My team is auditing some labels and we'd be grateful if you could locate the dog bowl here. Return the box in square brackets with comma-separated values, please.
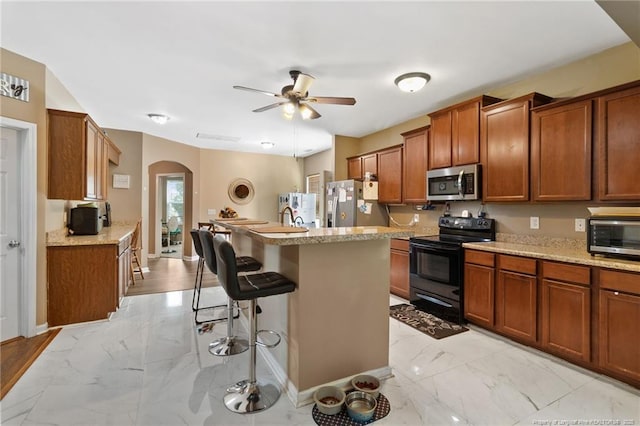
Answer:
[345, 391, 377, 423]
[313, 385, 345, 415]
[351, 374, 381, 398]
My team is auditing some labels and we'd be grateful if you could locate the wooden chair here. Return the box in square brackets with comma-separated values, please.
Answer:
[130, 220, 144, 285]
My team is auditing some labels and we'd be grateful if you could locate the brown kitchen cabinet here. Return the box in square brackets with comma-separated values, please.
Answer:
[390, 239, 410, 299]
[597, 83, 640, 201]
[48, 109, 119, 201]
[347, 153, 377, 181]
[377, 145, 403, 204]
[541, 261, 591, 363]
[481, 93, 553, 202]
[428, 95, 502, 170]
[598, 269, 640, 383]
[464, 250, 495, 328]
[531, 99, 592, 201]
[495, 254, 538, 344]
[402, 126, 429, 203]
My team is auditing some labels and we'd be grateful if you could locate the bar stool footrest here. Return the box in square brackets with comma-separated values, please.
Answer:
[255, 329, 281, 348]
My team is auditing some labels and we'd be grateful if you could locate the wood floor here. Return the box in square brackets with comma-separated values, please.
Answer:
[126, 257, 220, 296]
[1, 328, 61, 399]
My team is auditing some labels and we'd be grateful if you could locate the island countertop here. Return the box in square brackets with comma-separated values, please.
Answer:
[211, 219, 413, 245]
[46, 224, 135, 247]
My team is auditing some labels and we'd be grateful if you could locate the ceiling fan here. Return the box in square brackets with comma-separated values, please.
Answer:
[233, 70, 356, 120]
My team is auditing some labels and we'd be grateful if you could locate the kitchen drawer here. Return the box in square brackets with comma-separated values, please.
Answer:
[391, 238, 409, 251]
[542, 261, 590, 286]
[498, 254, 537, 275]
[599, 269, 640, 295]
[465, 249, 495, 267]
[118, 235, 132, 255]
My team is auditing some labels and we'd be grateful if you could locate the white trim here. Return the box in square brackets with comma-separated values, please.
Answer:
[35, 322, 49, 335]
[0, 116, 37, 338]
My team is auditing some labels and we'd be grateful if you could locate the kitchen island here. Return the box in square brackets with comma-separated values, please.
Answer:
[212, 219, 413, 406]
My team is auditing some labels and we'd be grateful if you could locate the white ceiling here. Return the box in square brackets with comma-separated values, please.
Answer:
[0, 1, 631, 157]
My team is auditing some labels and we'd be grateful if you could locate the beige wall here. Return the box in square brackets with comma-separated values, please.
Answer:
[103, 129, 143, 224]
[333, 135, 361, 181]
[0, 48, 48, 326]
[359, 42, 640, 238]
[198, 148, 304, 224]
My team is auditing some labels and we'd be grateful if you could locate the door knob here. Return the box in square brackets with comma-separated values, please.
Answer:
[8, 240, 21, 248]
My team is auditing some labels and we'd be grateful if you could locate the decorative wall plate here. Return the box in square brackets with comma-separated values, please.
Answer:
[228, 178, 255, 205]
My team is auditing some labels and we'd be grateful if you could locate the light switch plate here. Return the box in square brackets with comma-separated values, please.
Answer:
[575, 218, 586, 232]
[414, 214, 420, 223]
[208, 209, 216, 215]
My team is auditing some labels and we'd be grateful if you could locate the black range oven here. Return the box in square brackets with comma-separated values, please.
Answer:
[409, 216, 495, 324]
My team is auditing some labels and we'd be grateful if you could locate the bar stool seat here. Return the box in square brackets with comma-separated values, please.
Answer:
[198, 229, 261, 357]
[213, 235, 296, 414]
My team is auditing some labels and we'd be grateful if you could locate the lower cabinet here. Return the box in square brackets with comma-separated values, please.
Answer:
[540, 261, 591, 363]
[598, 270, 640, 383]
[464, 248, 640, 388]
[389, 239, 410, 299]
[496, 255, 538, 344]
[464, 250, 495, 328]
[48, 237, 132, 326]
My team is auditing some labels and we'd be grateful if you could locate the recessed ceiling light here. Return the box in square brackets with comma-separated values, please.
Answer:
[261, 141, 275, 149]
[147, 113, 170, 124]
[394, 72, 431, 93]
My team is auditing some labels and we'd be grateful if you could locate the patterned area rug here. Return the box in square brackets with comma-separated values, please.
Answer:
[389, 304, 468, 339]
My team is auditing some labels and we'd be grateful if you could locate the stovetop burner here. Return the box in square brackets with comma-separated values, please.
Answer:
[410, 216, 496, 246]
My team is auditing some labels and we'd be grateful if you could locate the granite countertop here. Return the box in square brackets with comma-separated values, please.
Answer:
[463, 241, 640, 273]
[47, 224, 135, 247]
[212, 219, 414, 246]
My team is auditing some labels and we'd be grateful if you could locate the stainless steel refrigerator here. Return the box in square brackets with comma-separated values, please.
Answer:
[325, 179, 387, 227]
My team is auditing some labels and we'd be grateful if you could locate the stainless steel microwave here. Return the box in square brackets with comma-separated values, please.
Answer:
[588, 216, 640, 259]
[427, 164, 481, 201]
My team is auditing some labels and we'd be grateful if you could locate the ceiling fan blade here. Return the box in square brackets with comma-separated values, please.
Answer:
[233, 85, 282, 98]
[292, 73, 315, 96]
[300, 103, 321, 120]
[306, 96, 356, 105]
[253, 102, 288, 113]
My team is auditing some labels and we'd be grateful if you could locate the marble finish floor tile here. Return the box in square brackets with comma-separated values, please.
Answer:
[1, 291, 637, 425]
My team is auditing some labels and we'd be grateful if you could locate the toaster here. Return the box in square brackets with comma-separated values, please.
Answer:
[68, 207, 102, 235]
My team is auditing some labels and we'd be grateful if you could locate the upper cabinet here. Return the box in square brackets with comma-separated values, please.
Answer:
[347, 153, 377, 181]
[481, 93, 553, 202]
[531, 99, 592, 201]
[402, 126, 429, 204]
[48, 109, 120, 201]
[429, 95, 502, 170]
[596, 83, 640, 201]
[377, 145, 403, 204]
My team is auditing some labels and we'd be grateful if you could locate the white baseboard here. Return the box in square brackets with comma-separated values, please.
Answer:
[36, 323, 49, 335]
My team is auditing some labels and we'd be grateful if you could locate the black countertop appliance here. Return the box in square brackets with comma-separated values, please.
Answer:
[68, 206, 102, 235]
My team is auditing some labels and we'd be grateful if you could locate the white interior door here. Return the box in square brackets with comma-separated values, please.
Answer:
[0, 126, 21, 341]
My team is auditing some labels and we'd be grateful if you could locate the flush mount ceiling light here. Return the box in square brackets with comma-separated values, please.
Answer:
[394, 72, 431, 93]
[261, 141, 275, 149]
[147, 113, 170, 124]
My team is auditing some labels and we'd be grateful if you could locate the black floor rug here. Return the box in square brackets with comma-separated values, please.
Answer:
[389, 304, 468, 339]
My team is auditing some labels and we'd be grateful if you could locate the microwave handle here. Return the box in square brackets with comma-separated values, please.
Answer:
[457, 170, 465, 198]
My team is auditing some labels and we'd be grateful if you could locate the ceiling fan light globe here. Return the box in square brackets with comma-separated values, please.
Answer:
[299, 104, 313, 120]
[283, 102, 296, 115]
[394, 72, 431, 93]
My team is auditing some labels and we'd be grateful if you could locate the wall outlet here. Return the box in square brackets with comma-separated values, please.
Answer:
[530, 216, 540, 230]
[575, 218, 586, 232]
[413, 214, 420, 223]
[207, 209, 216, 215]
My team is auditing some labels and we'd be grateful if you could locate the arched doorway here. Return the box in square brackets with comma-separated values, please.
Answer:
[148, 161, 194, 259]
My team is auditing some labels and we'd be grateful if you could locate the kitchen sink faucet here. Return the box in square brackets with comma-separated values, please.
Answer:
[280, 206, 294, 226]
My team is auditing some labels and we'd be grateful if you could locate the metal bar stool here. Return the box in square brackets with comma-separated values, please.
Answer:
[213, 235, 296, 414]
[190, 229, 230, 325]
[198, 229, 262, 356]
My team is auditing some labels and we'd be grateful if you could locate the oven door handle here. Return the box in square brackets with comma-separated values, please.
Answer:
[414, 292, 454, 308]
[410, 243, 461, 253]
